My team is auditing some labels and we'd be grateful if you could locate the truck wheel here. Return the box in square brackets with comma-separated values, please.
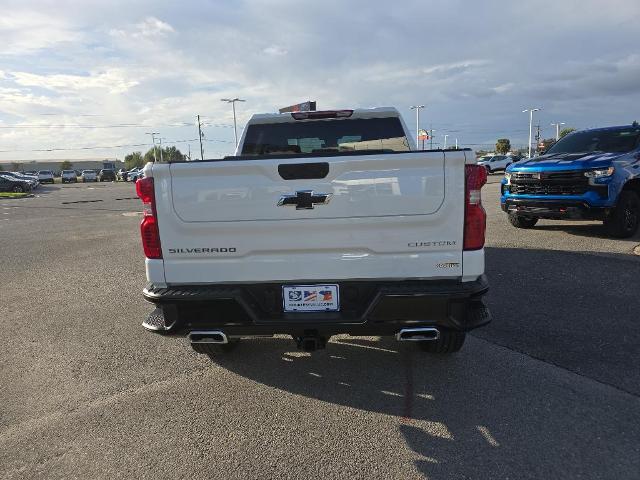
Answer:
[191, 340, 240, 356]
[419, 330, 466, 353]
[604, 190, 640, 238]
[508, 213, 538, 228]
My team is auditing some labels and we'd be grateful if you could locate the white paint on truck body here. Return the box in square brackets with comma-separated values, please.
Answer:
[145, 108, 484, 285]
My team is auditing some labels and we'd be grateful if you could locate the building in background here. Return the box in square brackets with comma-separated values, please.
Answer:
[0, 158, 124, 173]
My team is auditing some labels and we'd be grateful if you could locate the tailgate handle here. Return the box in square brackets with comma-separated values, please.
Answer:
[278, 163, 329, 180]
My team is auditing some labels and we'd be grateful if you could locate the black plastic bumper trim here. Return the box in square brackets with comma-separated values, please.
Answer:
[142, 276, 491, 335]
[502, 198, 608, 219]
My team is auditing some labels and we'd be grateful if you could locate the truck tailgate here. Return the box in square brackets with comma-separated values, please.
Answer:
[153, 151, 466, 283]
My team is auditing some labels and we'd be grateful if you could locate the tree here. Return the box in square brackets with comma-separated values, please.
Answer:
[125, 151, 144, 169]
[495, 138, 511, 154]
[60, 160, 73, 170]
[162, 146, 185, 162]
[559, 127, 576, 138]
[143, 148, 157, 163]
[124, 146, 186, 167]
[11, 162, 21, 171]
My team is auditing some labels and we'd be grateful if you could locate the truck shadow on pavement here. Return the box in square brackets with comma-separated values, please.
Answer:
[209, 246, 640, 478]
[213, 333, 634, 479]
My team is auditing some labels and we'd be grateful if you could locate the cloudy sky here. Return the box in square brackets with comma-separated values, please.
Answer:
[1, 0, 639, 160]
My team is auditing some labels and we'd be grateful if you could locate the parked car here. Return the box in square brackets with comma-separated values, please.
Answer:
[477, 155, 514, 173]
[61, 170, 78, 183]
[116, 168, 128, 181]
[1, 171, 38, 189]
[127, 168, 143, 182]
[502, 124, 640, 238]
[38, 170, 55, 184]
[81, 170, 97, 182]
[98, 169, 116, 182]
[0, 174, 32, 192]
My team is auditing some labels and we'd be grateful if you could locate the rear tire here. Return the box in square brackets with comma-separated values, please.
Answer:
[419, 330, 466, 354]
[12, 185, 24, 193]
[191, 339, 240, 356]
[508, 213, 538, 228]
[604, 190, 640, 238]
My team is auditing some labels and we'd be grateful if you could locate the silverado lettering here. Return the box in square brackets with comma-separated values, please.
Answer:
[168, 248, 237, 254]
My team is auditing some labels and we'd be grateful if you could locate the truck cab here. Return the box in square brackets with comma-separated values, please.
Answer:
[501, 124, 640, 238]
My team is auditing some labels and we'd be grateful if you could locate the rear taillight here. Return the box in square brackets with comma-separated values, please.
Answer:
[464, 164, 488, 251]
[291, 110, 353, 120]
[136, 177, 162, 259]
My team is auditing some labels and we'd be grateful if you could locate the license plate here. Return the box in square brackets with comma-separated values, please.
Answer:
[282, 285, 340, 312]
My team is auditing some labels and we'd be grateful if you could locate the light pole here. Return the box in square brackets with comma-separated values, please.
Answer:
[455, 138, 458, 149]
[221, 98, 246, 149]
[523, 108, 540, 158]
[197, 115, 204, 161]
[145, 132, 159, 162]
[551, 122, 565, 141]
[410, 105, 425, 150]
[443, 134, 449, 150]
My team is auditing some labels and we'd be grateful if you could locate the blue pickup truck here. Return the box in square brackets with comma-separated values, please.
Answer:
[501, 124, 640, 238]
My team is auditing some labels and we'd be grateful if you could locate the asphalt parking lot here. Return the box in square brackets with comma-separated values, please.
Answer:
[1, 179, 639, 479]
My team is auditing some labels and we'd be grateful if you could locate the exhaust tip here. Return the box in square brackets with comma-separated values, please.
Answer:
[189, 330, 228, 344]
[396, 327, 440, 342]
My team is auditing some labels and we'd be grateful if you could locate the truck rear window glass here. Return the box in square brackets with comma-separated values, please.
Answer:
[545, 128, 640, 155]
[241, 117, 411, 156]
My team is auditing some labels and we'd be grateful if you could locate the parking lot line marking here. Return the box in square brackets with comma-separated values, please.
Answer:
[477, 425, 500, 447]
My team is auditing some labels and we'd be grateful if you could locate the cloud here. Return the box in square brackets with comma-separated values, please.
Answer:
[0, 12, 81, 55]
[108, 16, 175, 41]
[1, 0, 640, 159]
[263, 45, 288, 56]
[492, 83, 515, 94]
[133, 17, 175, 38]
[9, 69, 139, 94]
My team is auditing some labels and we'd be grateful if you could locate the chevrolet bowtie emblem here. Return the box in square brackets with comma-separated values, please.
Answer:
[278, 190, 332, 210]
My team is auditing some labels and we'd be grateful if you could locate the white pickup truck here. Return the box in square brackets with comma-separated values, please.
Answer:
[136, 107, 490, 354]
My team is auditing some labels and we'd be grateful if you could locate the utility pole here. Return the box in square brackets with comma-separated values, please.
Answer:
[443, 134, 449, 150]
[159, 137, 164, 163]
[145, 132, 159, 162]
[534, 124, 541, 154]
[522, 108, 540, 158]
[187, 144, 191, 161]
[455, 138, 458, 149]
[410, 105, 425, 150]
[197, 115, 204, 161]
[429, 128, 435, 149]
[221, 98, 246, 149]
[551, 122, 565, 141]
